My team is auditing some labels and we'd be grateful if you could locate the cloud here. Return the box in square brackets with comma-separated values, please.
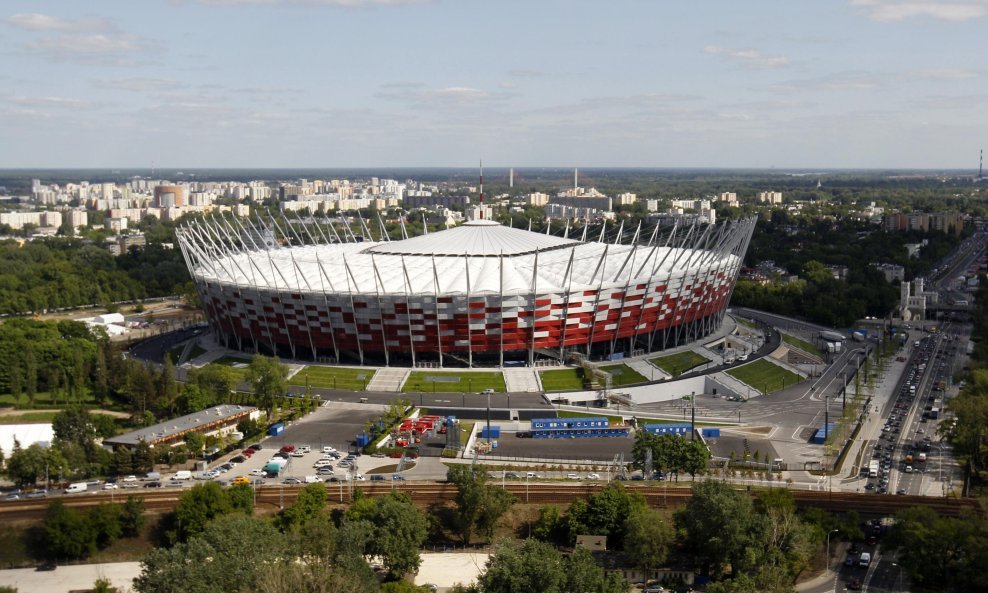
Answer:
[5, 13, 157, 65]
[3, 95, 104, 110]
[850, 0, 988, 22]
[94, 78, 178, 92]
[3, 13, 112, 32]
[703, 45, 789, 69]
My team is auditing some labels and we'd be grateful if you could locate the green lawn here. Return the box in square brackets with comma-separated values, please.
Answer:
[0, 389, 96, 408]
[403, 371, 506, 393]
[781, 333, 823, 357]
[726, 359, 803, 394]
[0, 411, 61, 424]
[213, 355, 252, 366]
[557, 410, 625, 425]
[649, 351, 710, 376]
[598, 364, 649, 386]
[202, 362, 248, 381]
[289, 366, 375, 391]
[735, 317, 758, 329]
[540, 368, 585, 391]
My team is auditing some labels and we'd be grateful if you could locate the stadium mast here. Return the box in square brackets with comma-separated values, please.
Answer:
[479, 159, 485, 219]
[980, 149, 983, 180]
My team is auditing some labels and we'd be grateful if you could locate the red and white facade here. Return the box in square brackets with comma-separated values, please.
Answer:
[177, 216, 755, 367]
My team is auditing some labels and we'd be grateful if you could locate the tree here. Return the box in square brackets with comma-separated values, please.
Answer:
[675, 480, 763, 578]
[111, 446, 134, 476]
[171, 482, 234, 543]
[530, 505, 564, 544]
[446, 465, 517, 544]
[120, 495, 147, 537]
[624, 507, 674, 578]
[136, 515, 288, 593]
[563, 482, 646, 548]
[4, 443, 68, 488]
[41, 500, 97, 560]
[476, 539, 566, 593]
[188, 364, 238, 403]
[133, 440, 153, 474]
[89, 503, 123, 549]
[363, 492, 428, 579]
[184, 432, 205, 457]
[247, 355, 288, 416]
[564, 547, 628, 593]
[278, 482, 327, 532]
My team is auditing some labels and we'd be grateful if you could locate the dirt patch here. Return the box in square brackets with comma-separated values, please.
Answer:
[365, 461, 417, 474]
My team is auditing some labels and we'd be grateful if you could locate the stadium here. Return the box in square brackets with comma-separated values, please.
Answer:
[176, 215, 756, 367]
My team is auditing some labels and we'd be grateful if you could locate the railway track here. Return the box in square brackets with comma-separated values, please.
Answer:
[0, 482, 978, 520]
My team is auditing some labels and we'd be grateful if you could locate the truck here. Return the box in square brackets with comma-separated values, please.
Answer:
[64, 482, 88, 494]
[868, 460, 879, 478]
[852, 331, 866, 343]
[820, 330, 846, 343]
[930, 408, 940, 419]
[263, 457, 289, 477]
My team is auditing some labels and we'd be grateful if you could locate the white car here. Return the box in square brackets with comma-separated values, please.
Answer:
[249, 469, 265, 476]
[122, 475, 138, 483]
[103, 483, 119, 490]
[352, 473, 365, 481]
[526, 472, 541, 479]
[313, 460, 333, 468]
[587, 473, 601, 480]
[566, 473, 580, 480]
[322, 446, 336, 454]
[299, 445, 312, 453]
[290, 450, 305, 457]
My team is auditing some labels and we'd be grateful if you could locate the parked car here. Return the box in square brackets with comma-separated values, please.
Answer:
[586, 473, 601, 480]
[282, 477, 302, 485]
[230, 456, 247, 464]
[566, 473, 580, 480]
[249, 469, 265, 476]
[280, 445, 296, 453]
[392, 474, 406, 481]
[370, 475, 385, 481]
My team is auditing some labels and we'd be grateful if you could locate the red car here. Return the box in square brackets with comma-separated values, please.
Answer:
[241, 449, 254, 457]
[280, 445, 296, 453]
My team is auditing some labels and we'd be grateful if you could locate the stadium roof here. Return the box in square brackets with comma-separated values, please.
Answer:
[366, 219, 578, 257]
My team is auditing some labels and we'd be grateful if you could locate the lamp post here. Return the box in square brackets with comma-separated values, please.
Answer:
[826, 529, 839, 574]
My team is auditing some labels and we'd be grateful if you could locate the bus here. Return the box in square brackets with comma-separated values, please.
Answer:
[868, 460, 880, 478]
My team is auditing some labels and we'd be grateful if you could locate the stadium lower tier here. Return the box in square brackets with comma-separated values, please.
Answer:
[200, 275, 735, 366]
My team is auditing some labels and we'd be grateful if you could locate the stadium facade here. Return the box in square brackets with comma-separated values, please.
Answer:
[176, 216, 755, 367]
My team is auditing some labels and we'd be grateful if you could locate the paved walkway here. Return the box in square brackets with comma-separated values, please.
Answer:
[366, 368, 410, 392]
[625, 359, 666, 382]
[0, 561, 141, 593]
[503, 369, 541, 393]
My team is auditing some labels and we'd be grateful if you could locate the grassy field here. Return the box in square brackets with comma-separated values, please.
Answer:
[0, 411, 61, 424]
[781, 333, 823, 357]
[598, 364, 649, 386]
[539, 368, 585, 391]
[726, 359, 803, 394]
[202, 362, 249, 381]
[649, 351, 710, 376]
[0, 389, 96, 408]
[403, 371, 506, 393]
[557, 410, 624, 424]
[213, 355, 252, 366]
[289, 366, 375, 391]
[735, 317, 758, 329]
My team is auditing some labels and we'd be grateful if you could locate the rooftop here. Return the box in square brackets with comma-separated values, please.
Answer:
[365, 219, 578, 257]
[105, 404, 257, 447]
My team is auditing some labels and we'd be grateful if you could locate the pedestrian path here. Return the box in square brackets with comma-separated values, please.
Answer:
[625, 359, 668, 382]
[366, 368, 409, 392]
[710, 371, 760, 399]
[504, 368, 541, 392]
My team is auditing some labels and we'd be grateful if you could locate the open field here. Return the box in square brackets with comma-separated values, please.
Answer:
[289, 366, 375, 391]
[726, 359, 803, 393]
[598, 364, 648, 386]
[649, 351, 709, 376]
[0, 389, 96, 408]
[539, 368, 585, 391]
[403, 372, 506, 393]
[0, 411, 60, 424]
[781, 333, 822, 357]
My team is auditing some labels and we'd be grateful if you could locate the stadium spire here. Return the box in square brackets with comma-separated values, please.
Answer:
[479, 159, 484, 219]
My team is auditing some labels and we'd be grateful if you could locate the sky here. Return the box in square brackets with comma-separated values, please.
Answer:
[0, 0, 986, 170]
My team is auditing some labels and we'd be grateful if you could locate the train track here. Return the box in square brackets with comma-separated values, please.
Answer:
[0, 482, 978, 520]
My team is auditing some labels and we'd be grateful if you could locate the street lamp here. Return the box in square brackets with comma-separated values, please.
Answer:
[826, 529, 839, 574]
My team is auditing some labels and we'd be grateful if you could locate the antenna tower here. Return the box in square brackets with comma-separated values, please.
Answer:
[980, 149, 983, 180]
[479, 160, 484, 219]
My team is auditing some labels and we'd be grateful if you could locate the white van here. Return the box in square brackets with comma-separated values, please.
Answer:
[858, 552, 871, 567]
[173, 470, 192, 481]
[64, 482, 88, 494]
[304, 475, 320, 484]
